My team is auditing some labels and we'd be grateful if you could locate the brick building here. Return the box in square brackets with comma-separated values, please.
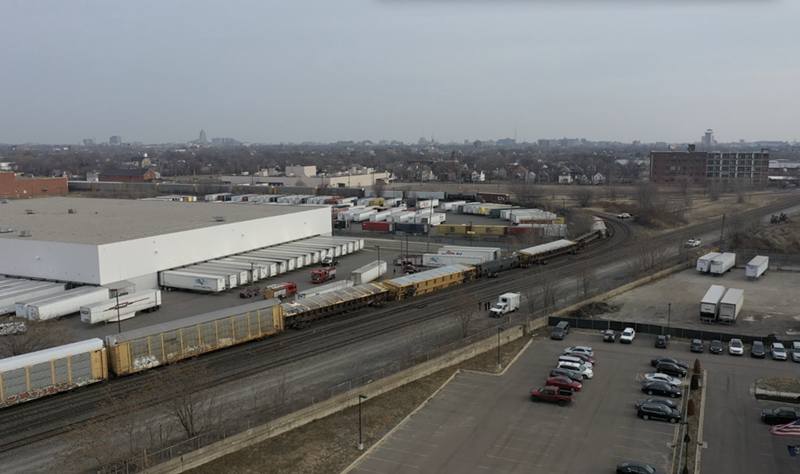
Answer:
[650, 145, 770, 187]
[98, 169, 158, 182]
[0, 172, 68, 199]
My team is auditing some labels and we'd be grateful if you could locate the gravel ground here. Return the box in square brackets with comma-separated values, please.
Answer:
[188, 333, 535, 474]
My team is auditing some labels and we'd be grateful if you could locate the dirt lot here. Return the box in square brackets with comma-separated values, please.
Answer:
[190, 332, 535, 474]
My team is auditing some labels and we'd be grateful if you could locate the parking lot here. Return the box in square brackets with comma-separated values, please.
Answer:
[346, 332, 679, 474]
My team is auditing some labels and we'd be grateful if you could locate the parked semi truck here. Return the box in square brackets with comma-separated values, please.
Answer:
[710, 253, 736, 275]
[700, 285, 726, 323]
[490, 292, 521, 317]
[696, 252, 721, 273]
[746, 256, 769, 280]
[718, 288, 744, 324]
[80, 290, 162, 324]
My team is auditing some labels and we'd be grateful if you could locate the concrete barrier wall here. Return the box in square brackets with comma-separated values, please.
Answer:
[143, 326, 525, 474]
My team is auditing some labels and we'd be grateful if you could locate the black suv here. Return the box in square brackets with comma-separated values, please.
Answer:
[761, 407, 800, 425]
[655, 335, 668, 348]
[642, 381, 682, 398]
[690, 339, 704, 353]
[656, 361, 687, 378]
[751, 341, 766, 358]
[549, 368, 583, 383]
[638, 403, 681, 423]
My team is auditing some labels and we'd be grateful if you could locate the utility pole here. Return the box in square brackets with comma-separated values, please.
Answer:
[719, 213, 726, 250]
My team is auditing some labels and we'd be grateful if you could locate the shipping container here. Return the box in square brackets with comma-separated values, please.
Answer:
[265, 247, 314, 266]
[248, 250, 302, 269]
[0, 339, 108, 408]
[413, 212, 446, 225]
[422, 254, 485, 267]
[351, 260, 388, 285]
[362, 221, 394, 232]
[696, 252, 721, 273]
[408, 191, 446, 200]
[105, 299, 283, 376]
[436, 224, 468, 235]
[215, 259, 274, 278]
[159, 271, 227, 292]
[280, 241, 340, 260]
[700, 285, 726, 322]
[718, 288, 744, 324]
[185, 264, 246, 285]
[394, 222, 428, 234]
[228, 255, 288, 274]
[81, 290, 162, 324]
[416, 199, 440, 209]
[439, 200, 466, 212]
[388, 211, 416, 223]
[710, 253, 736, 275]
[470, 224, 507, 235]
[439, 246, 501, 261]
[746, 256, 769, 280]
[0, 283, 67, 315]
[24, 287, 110, 321]
[276, 245, 322, 264]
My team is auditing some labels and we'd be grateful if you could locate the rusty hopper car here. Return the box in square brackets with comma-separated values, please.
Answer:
[105, 299, 283, 376]
[381, 264, 477, 301]
[0, 338, 108, 408]
[516, 239, 579, 265]
[281, 283, 387, 329]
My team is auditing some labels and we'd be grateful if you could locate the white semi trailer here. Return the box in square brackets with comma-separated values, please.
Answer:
[80, 290, 162, 324]
[24, 287, 110, 321]
[700, 285, 727, 323]
[159, 271, 227, 293]
[710, 253, 736, 275]
[718, 288, 744, 324]
[351, 260, 388, 285]
[746, 256, 769, 280]
[696, 252, 721, 273]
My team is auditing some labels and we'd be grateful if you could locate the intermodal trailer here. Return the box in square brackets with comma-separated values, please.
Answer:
[211, 259, 272, 279]
[0, 283, 67, 315]
[182, 264, 242, 286]
[192, 262, 256, 283]
[250, 250, 305, 268]
[277, 245, 322, 264]
[439, 246, 501, 261]
[422, 254, 485, 267]
[245, 251, 297, 271]
[351, 260, 387, 285]
[746, 256, 769, 280]
[105, 299, 284, 376]
[312, 236, 363, 253]
[159, 271, 227, 292]
[263, 247, 313, 266]
[80, 290, 162, 324]
[710, 253, 736, 275]
[23, 286, 110, 321]
[287, 240, 343, 258]
[227, 255, 285, 275]
[0, 338, 108, 408]
[696, 252, 720, 273]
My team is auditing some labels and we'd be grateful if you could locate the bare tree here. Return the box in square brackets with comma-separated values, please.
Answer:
[521, 282, 541, 316]
[735, 180, 748, 204]
[268, 371, 294, 416]
[508, 178, 538, 207]
[373, 179, 387, 198]
[707, 180, 721, 201]
[157, 361, 222, 440]
[452, 289, 481, 339]
[59, 415, 125, 473]
[626, 239, 669, 280]
[573, 266, 597, 300]
[0, 319, 75, 357]
[540, 278, 562, 314]
[572, 187, 595, 208]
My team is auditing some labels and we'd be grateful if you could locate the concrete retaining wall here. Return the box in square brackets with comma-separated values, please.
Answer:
[143, 325, 525, 474]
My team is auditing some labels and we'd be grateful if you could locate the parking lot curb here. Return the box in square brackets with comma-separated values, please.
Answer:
[695, 368, 708, 474]
[466, 334, 533, 377]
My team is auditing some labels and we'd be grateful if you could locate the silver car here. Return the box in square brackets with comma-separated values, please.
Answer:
[728, 338, 744, 356]
[772, 342, 788, 361]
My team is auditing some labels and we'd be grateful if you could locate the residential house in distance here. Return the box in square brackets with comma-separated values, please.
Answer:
[462, 169, 485, 183]
[0, 172, 68, 198]
[98, 168, 158, 183]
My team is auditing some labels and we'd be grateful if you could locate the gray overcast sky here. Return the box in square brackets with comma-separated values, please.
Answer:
[1, 1, 798, 145]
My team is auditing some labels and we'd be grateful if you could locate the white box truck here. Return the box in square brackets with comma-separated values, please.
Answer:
[696, 252, 720, 273]
[490, 293, 521, 317]
[159, 271, 227, 293]
[746, 256, 769, 280]
[351, 260, 387, 285]
[80, 290, 162, 324]
[710, 253, 736, 275]
[718, 288, 744, 324]
[700, 285, 727, 323]
[26, 287, 111, 321]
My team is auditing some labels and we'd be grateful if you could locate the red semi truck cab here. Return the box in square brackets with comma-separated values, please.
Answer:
[264, 282, 297, 299]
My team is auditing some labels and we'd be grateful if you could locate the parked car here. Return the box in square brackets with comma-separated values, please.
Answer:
[655, 335, 668, 349]
[618, 212, 631, 219]
[690, 339, 704, 353]
[772, 342, 788, 361]
[558, 361, 593, 379]
[545, 375, 582, 392]
[603, 329, 616, 342]
[642, 381, 682, 398]
[636, 397, 680, 410]
[238, 286, 260, 298]
[650, 356, 687, 369]
[616, 461, 667, 474]
[709, 340, 724, 354]
[638, 403, 682, 423]
[563, 346, 594, 357]
[656, 361, 687, 378]
[549, 368, 583, 383]
[792, 342, 800, 363]
[558, 355, 593, 368]
[620, 327, 635, 343]
[529, 386, 575, 406]
[685, 238, 701, 248]
[644, 373, 682, 387]
[728, 338, 744, 356]
[566, 352, 596, 366]
[751, 341, 766, 358]
[761, 407, 800, 425]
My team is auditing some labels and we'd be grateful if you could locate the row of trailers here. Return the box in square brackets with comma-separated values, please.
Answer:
[157, 236, 365, 293]
[0, 224, 610, 408]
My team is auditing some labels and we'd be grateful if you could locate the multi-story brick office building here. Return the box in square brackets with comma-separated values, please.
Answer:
[0, 172, 68, 199]
[650, 145, 770, 187]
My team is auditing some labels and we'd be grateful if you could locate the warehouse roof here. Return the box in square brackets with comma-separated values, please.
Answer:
[0, 197, 315, 245]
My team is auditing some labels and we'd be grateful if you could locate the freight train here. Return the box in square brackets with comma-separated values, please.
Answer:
[0, 225, 607, 409]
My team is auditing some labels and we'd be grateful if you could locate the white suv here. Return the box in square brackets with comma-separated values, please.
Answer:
[620, 327, 636, 343]
[792, 342, 800, 363]
[728, 338, 744, 356]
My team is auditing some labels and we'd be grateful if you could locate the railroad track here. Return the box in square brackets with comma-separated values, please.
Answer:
[1, 196, 796, 456]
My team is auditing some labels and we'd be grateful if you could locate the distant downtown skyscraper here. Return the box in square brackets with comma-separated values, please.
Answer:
[199, 129, 207, 144]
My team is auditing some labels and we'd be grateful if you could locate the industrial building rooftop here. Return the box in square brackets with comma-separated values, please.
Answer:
[0, 197, 313, 245]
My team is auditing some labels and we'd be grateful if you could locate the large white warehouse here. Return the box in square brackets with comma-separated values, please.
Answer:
[0, 197, 330, 290]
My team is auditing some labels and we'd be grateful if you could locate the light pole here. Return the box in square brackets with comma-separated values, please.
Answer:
[358, 394, 368, 450]
[469, 221, 473, 247]
[115, 292, 122, 333]
[667, 303, 672, 337]
[496, 327, 504, 370]
[719, 213, 726, 249]
[376, 245, 382, 282]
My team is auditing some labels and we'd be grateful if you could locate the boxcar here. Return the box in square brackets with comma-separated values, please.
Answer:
[105, 299, 284, 376]
[0, 338, 108, 408]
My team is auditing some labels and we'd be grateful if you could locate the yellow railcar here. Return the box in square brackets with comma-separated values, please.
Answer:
[436, 225, 468, 235]
[381, 264, 476, 301]
[470, 225, 507, 235]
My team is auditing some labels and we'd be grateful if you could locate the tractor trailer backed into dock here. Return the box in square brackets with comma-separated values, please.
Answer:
[718, 288, 744, 324]
[700, 285, 727, 323]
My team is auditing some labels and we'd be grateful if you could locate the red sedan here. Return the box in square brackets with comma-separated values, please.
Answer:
[545, 375, 582, 392]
